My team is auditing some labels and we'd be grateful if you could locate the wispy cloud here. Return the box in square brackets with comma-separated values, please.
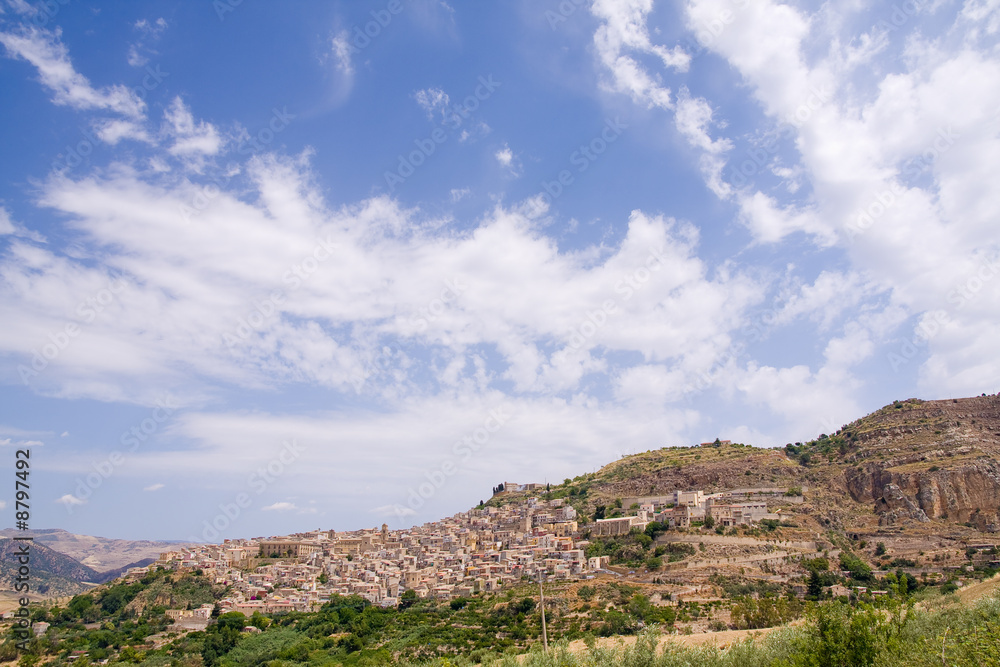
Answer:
[262, 501, 297, 512]
[0, 26, 145, 118]
[414, 87, 450, 121]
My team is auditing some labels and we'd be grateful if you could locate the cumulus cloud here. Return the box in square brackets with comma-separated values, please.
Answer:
[590, 0, 689, 110]
[494, 143, 520, 175]
[584, 0, 1000, 424]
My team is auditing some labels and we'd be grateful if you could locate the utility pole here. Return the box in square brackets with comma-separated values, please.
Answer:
[539, 572, 548, 653]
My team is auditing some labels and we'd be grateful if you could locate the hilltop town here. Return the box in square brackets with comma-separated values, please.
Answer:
[138, 481, 796, 620]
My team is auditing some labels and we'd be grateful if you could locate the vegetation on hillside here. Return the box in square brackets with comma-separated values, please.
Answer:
[5, 571, 998, 666]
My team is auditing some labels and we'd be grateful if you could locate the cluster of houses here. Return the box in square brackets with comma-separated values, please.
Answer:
[591, 488, 789, 537]
[131, 485, 788, 613]
[139, 494, 607, 611]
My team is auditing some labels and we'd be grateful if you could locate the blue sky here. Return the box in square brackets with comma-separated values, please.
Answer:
[1, 0, 998, 542]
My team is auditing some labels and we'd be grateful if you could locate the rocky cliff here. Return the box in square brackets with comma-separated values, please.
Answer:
[846, 460, 1000, 530]
[842, 395, 1000, 531]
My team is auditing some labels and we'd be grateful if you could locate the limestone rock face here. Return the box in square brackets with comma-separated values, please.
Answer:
[875, 483, 929, 525]
[846, 459, 1000, 531]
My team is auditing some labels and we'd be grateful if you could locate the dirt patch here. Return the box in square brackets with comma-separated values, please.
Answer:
[956, 573, 1000, 605]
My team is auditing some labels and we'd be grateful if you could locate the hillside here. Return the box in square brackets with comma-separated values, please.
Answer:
[487, 394, 1000, 575]
[0, 539, 97, 598]
[0, 529, 184, 605]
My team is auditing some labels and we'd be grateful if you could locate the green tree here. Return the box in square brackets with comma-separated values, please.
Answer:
[201, 611, 246, 666]
[790, 602, 902, 667]
[398, 589, 418, 610]
[807, 570, 824, 601]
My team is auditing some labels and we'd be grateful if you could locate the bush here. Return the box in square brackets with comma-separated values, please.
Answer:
[760, 519, 780, 531]
[730, 597, 802, 630]
[839, 552, 874, 583]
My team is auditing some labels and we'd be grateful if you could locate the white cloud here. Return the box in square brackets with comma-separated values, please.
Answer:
[5, 0, 35, 15]
[128, 18, 168, 68]
[0, 500, 6, 510]
[414, 87, 450, 121]
[126, 45, 147, 68]
[495, 145, 513, 167]
[163, 97, 222, 157]
[111, 391, 702, 524]
[772, 271, 872, 330]
[696, 0, 998, 393]
[458, 121, 491, 143]
[0, 207, 15, 235]
[0, 206, 45, 243]
[330, 31, 354, 76]
[0, 145, 762, 405]
[262, 502, 297, 512]
[590, 0, 689, 110]
[144, 483, 165, 491]
[450, 188, 470, 202]
[94, 118, 151, 145]
[56, 494, 85, 506]
[0, 26, 145, 119]
[674, 88, 733, 198]
[372, 504, 415, 518]
[494, 143, 520, 176]
[134, 18, 169, 35]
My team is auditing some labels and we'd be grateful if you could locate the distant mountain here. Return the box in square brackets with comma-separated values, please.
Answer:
[95, 558, 157, 584]
[0, 529, 198, 598]
[0, 537, 100, 581]
[0, 528, 195, 572]
[0, 538, 98, 597]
